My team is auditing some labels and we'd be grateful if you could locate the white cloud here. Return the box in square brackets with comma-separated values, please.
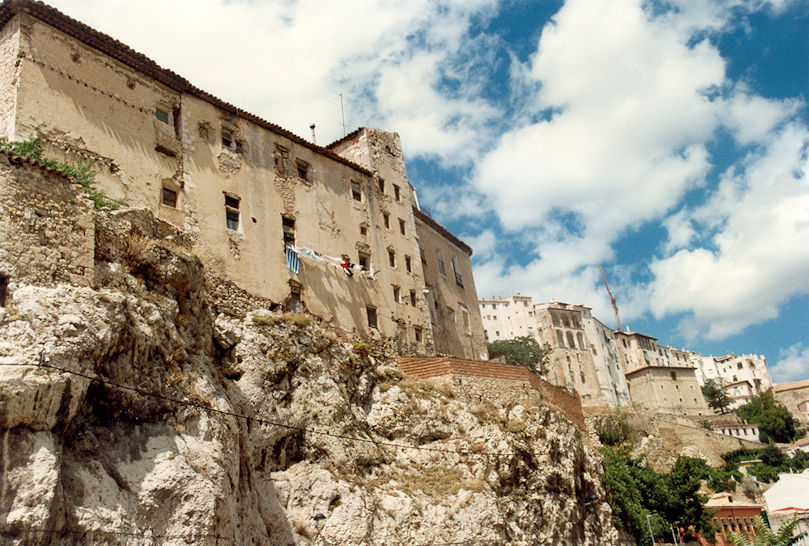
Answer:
[649, 123, 809, 339]
[46, 0, 500, 161]
[771, 343, 809, 383]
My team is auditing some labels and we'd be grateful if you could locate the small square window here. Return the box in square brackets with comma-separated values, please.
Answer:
[351, 181, 362, 202]
[162, 187, 177, 208]
[358, 251, 370, 270]
[383, 213, 390, 229]
[388, 249, 395, 268]
[360, 225, 368, 236]
[296, 160, 309, 180]
[398, 218, 406, 235]
[155, 107, 170, 125]
[367, 306, 378, 329]
[405, 255, 412, 273]
[394, 184, 401, 201]
[410, 290, 416, 306]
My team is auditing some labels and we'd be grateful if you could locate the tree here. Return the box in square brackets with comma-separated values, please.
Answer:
[727, 514, 808, 546]
[702, 378, 733, 414]
[487, 337, 552, 374]
[736, 394, 800, 443]
[599, 447, 719, 543]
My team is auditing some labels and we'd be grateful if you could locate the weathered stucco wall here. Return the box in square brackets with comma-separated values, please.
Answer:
[0, 151, 94, 290]
[0, 15, 19, 138]
[626, 366, 709, 416]
[5, 11, 444, 350]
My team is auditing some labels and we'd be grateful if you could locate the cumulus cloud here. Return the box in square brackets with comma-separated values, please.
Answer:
[771, 343, 809, 384]
[47, 0, 500, 161]
[650, 122, 809, 339]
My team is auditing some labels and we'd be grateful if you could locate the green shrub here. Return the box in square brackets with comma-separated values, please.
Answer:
[595, 413, 634, 446]
[352, 342, 371, 356]
[0, 137, 119, 210]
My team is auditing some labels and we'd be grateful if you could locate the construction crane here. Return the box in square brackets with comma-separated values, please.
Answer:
[598, 262, 622, 332]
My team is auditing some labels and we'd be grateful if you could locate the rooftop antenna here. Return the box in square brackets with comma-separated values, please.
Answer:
[310, 123, 317, 145]
[338, 92, 346, 136]
[598, 262, 622, 332]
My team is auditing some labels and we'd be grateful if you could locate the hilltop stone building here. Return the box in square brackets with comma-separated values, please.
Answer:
[771, 379, 809, 426]
[481, 297, 630, 409]
[691, 354, 773, 409]
[0, 0, 486, 358]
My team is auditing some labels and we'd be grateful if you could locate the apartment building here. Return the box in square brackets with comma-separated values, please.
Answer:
[691, 354, 773, 408]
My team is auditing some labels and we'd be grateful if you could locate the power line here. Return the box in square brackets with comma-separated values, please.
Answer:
[2, 356, 495, 459]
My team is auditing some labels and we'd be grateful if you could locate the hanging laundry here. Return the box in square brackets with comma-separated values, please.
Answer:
[340, 260, 354, 277]
[285, 245, 300, 274]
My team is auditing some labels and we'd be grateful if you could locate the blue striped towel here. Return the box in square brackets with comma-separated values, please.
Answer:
[286, 245, 300, 274]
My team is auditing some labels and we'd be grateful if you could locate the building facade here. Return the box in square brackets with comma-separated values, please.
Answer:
[771, 379, 809, 426]
[0, 0, 487, 359]
[692, 354, 773, 408]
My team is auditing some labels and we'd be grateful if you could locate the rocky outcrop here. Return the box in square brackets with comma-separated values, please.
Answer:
[0, 212, 620, 545]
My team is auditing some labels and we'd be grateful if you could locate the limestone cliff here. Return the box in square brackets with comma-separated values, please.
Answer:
[0, 211, 620, 545]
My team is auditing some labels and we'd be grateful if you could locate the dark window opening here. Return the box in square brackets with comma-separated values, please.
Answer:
[394, 184, 400, 201]
[388, 249, 395, 268]
[392, 285, 400, 303]
[358, 251, 370, 271]
[366, 306, 378, 329]
[436, 249, 446, 276]
[451, 255, 463, 286]
[296, 160, 309, 180]
[222, 130, 234, 149]
[383, 213, 390, 229]
[360, 225, 368, 236]
[162, 187, 177, 208]
[288, 291, 302, 313]
[671, 372, 677, 381]
[405, 255, 412, 272]
[415, 327, 422, 343]
[409, 290, 416, 306]
[378, 178, 385, 193]
[0, 274, 7, 307]
[225, 195, 240, 231]
[282, 216, 296, 247]
[398, 218, 406, 235]
[155, 107, 170, 125]
[351, 181, 362, 202]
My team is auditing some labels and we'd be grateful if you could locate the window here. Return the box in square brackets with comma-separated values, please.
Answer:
[566, 331, 575, 348]
[576, 332, 584, 349]
[394, 184, 401, 201]
[222, 130, 235, 150]
[360, 224, 368, 236]
[282, 216, 296, 246]
[0, 273, 7, 307]
[405, 255, 412, 273]
[447, 307, 456, 324]
[225, 195, 240, 231]
[162, 187, 177, 208]
[418, 238, 426, 263]
[557, 330, 565, 347]
[737, 362, 743, 369]
[378, 178, 385, 193]
[155, 107, 170, 125]
[671, 372, 677, 380]
[366, 306, 378, 329]
[392, 285, 400, 303]
[296, 159, 309, 180]
[358, 251, 370, 271]
[410, 290, 416, 306]
[288, 290, 302, 313]
[451, 255, 463, 286]
[436, 249, 446, 276]
[415, 327, 422, 343]
[388, 249, 396, 268]
[383, 213, 390, 229]
[399, 218, 406, 235]
[351, 181, 362, 202]
[462, 309, 470, 333]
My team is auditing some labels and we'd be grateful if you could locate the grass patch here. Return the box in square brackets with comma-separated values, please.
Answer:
[352, 341, 372, 356]
[0, 137, 120, 210]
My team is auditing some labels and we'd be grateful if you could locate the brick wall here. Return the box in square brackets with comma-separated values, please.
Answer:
[397, 356, 585, 430]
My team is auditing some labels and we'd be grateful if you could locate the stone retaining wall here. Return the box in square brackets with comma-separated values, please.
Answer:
[397, 356, 586, 430]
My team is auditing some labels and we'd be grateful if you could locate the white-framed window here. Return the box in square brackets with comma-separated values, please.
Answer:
[225, 194, 240, 231]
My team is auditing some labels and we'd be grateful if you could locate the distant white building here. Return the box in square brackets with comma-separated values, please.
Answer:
[691, 354, 773, 408]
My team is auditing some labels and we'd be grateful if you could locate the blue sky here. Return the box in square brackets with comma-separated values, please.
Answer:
[49, 0, 809, 383]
